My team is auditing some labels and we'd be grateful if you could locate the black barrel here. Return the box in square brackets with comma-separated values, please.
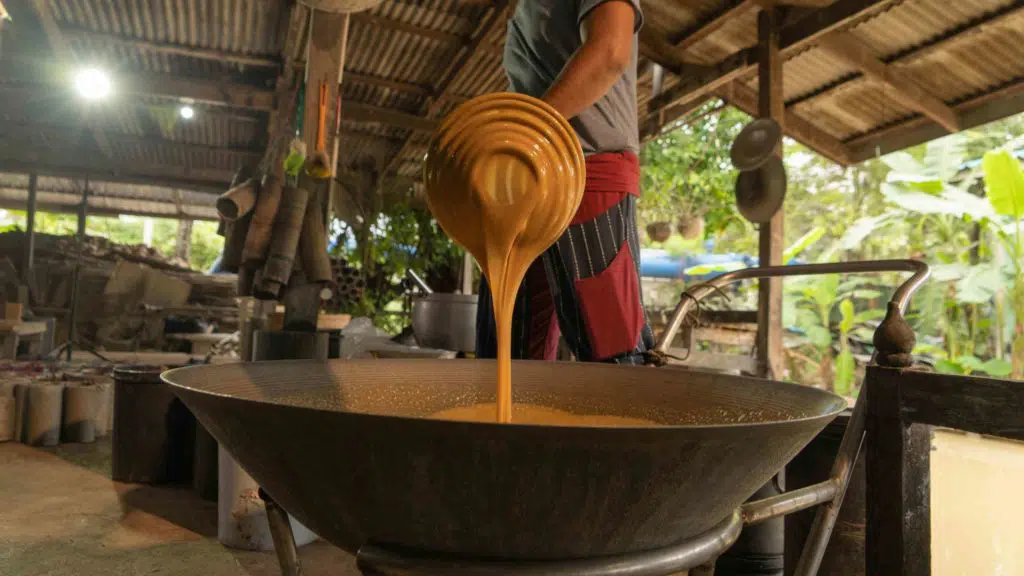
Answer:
[112, 365, 195, 484]
[717, 476, 785, 575]
[784, 411, 864, 576]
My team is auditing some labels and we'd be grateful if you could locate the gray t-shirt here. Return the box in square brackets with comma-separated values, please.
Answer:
[504, 0, 643, 156]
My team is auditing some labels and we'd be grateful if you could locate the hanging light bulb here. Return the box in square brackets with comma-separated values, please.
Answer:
[74, 68, 112, 100]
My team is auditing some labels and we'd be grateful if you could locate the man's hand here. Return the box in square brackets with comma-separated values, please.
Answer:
[542, 1, 636, 120]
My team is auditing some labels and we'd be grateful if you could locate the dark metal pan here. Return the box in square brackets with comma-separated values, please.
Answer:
[163, 260, 931, 574]
[163, 359, 844, 560]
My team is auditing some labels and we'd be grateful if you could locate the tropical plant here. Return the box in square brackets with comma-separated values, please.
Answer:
[640, 102, 749, 239]
[784, 275, 884, 393]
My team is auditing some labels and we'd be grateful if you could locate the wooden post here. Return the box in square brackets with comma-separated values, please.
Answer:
[303, 11, 347, 176]
[22, 172, 37, 283]
[756, 7, 785, 381]
[76, 181, 89, 238]
[66, 178, 89, 361]
[864, 367, 934, 576]
[302, 11, 349, 228]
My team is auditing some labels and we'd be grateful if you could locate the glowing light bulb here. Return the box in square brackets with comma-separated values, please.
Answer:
[179, 105, 195, 120]
[74, 68, 111, 100]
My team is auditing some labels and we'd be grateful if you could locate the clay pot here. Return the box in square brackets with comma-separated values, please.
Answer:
[677, 216, 705, 240]
[646, 222, 673, 243]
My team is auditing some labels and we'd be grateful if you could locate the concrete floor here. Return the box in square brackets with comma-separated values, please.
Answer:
[0, 440, 359, 576]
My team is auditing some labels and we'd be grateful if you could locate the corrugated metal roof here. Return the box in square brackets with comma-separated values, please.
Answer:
[0, 172, 218, 220]
[1, 0, 1024, 216]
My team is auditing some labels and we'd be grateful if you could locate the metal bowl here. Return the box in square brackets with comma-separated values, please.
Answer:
[163, 359, 845, 560]
[411, 293, 478, 353]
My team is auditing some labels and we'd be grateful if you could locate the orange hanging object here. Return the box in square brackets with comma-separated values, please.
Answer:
[305, 81, 332, 179]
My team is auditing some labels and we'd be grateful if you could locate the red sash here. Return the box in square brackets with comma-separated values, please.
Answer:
[570, 151, 640, 226]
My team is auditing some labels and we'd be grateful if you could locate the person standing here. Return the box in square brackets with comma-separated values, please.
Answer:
[476, 0, 655, 365]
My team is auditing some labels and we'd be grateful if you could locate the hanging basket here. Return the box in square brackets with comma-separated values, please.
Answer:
[677, 216, 705, 240]
[646, 222, 673, 243]
[300, 0, 384, 13]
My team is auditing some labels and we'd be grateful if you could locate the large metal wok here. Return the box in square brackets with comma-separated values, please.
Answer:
[162, 260, 929, 575]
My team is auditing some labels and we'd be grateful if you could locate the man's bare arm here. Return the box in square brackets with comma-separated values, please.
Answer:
[542, 1, 636, 120]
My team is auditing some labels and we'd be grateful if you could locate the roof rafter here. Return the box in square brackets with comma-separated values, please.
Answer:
[787, 2, 1024, 108]
[671, 0, 762, 54]
[27, 0, 114, 160]
[817, 32, 959, 133]
[343, 102, 439, 133]
[846, 78, 1024, 162]
[381, 2, 511, 178]
[350, 12, 502, 55]
[61, 26, 282, 68]
[345, 71, 470, 104]
[1, 121, 263, 159]
[646, 0, 901, 114]
[0, 144, 237, 188]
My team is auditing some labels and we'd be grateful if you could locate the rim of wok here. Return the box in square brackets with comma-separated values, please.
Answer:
[161, 359, 847, 432]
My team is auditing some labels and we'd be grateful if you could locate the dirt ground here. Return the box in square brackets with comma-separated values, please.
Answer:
[2, 432, 1021, 575]
[0, 440, 360, 576]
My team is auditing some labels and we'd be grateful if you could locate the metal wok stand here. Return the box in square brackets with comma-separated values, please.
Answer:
[262, 260, 930, 576]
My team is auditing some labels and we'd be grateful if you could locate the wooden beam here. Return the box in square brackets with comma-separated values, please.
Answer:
[638, 27, 710, 77]
[717, 81, 853, 165]
[787, 1, 1024, 107]
[134, 75, 276, 111]
[344, 71, 471, 104]
[846, 78, 1024, 163]
[817, 33, 959, 133]
[640, 95, 713, 140]
[0, 161, 226, 193]
[0, 72, 276, 111]
[0, 121, 262, 159]
[893, 368, 1024, 440]
[261, 2, 308, 173]
[0, 145, 236, 188]
[342, 102, 439, 133]
[672, 0, 762, 54]
[303, 11, 348, 176]
[27, 0, 113, 160]
[647, 0, 900, 113]
[61, 26, 281, 68]
[351, 12, 464, 45]
[382, 2, 510, 177]
[756, 8, 786, 381]
[345, 72, 432, 96]
[0, 194, 218, 221]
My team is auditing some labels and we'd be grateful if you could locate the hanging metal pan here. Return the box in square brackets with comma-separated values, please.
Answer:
[735, 155, 786, 224]
[730, 118, 782, 172]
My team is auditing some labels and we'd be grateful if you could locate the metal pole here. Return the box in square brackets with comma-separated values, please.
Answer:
[22, 172, 37, 284]
[792, 382, 868, 575]
[66, 177, 89, 362]
[356, 512, 743, 576]
[260, 488, 304, 576]
[654, 260, 931, 358]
